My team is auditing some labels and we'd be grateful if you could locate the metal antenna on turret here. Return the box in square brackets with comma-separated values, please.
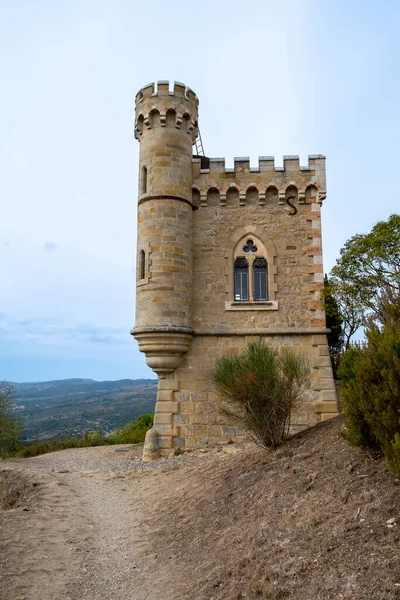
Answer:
[193, 128, 205, 156]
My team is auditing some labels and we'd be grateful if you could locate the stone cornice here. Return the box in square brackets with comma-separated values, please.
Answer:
[193, 328, 330, 336]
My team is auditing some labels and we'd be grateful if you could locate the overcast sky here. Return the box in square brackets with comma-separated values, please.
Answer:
[1, 0, 399, 382]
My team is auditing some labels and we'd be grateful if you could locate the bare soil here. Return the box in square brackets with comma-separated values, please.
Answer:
[1, 417, 400, 600]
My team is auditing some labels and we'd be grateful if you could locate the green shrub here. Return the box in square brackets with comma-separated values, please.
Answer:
[209, 339, 309, 448]
[82, 430, 108, 446]
[15, 433, 109, 458]
[337, 346, 377, 448]
[339, 292, 400, 475]
[0, 382, 24, 458]
[18, 441, 61, 458]
[110, 413, 153, 444]
[13, 414, 154, 458]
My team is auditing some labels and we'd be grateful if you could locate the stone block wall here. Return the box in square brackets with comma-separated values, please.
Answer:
[191, 154, 327, 326]
[151, 332, 337, 453]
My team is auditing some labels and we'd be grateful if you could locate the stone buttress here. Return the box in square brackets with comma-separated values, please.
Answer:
[131, 81, 338, 459]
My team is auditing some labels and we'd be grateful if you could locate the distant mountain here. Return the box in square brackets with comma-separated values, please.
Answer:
[12, 378, 157, 441]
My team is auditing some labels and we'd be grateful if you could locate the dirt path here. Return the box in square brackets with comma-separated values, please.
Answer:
[2, 419, 400, 600]
[63, 469, 144, 599]
[0, 445, 209, 600]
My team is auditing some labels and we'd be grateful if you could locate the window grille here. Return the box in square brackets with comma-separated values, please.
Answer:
[253, 258, 268, 300]
[234, 257, 249, 301]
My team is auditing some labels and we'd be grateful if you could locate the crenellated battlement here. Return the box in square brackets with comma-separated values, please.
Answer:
[135, 80, 199, 106]
[193, 155, 326, 174]
[192, 155, 327, 205]
[135, 81, 199, 142]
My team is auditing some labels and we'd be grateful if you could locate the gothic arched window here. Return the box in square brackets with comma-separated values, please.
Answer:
[233, 238, 269, 302]
[234, 257, 249, 301]
[225, 231, 277, 310]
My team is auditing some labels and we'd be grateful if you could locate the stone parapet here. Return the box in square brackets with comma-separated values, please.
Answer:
[193, 154, 325, 174]
[192, 152, 326, 215]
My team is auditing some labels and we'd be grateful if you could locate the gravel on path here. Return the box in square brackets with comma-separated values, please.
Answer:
[1, 445, 211, 600]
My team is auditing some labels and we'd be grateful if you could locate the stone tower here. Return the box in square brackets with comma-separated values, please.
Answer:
[131, 81, 338, 459]
[132, 82, 198, 455]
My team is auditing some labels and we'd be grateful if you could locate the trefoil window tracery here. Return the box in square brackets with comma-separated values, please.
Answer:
[233, 239, 268, 302]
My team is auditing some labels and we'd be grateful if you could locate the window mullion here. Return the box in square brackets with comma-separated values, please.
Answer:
[249, 257, 254, 301]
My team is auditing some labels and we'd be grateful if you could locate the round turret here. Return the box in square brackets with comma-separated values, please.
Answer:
[134, 81, 198, 202]
[131, 81, 198, 376]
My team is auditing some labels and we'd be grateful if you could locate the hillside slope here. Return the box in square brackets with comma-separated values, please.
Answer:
[134, 416, 400, 599]
[12, 378, 157, 440]
[1, 416, 399, 600]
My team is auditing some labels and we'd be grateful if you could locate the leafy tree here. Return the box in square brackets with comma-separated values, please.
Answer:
[209, 340, 309, 448]
[331, 214, 400, 325]
[322, 274, 344, 376]
[325, 275, 364, 350]
[0, 382, 23, 457]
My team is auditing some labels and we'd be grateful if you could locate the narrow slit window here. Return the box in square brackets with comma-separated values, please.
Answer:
[234, 258, 249, 301]
[139, 250, 145, 280]
[141, 166, 147, 194]
[253, 258, 268, 300]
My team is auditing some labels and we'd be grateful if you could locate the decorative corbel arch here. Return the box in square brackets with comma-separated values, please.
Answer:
[166, 108, 177, 127]
[226, 185, 240, 207]
[148, 108, 161, 127]
[305, 183, 322, 203]
[245, 184, 260, 206]
[265, 184, 279, 205]
[192, 187, 201, 208]
[206, 186, 221, 207]
[279, 184, 299, 214]
[134, 114, 144, 139]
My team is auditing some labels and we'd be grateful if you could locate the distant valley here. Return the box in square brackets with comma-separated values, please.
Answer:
[12, 378, 157, 441]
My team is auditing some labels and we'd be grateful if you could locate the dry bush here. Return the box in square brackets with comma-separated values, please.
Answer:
[209, 340, 309, 447]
